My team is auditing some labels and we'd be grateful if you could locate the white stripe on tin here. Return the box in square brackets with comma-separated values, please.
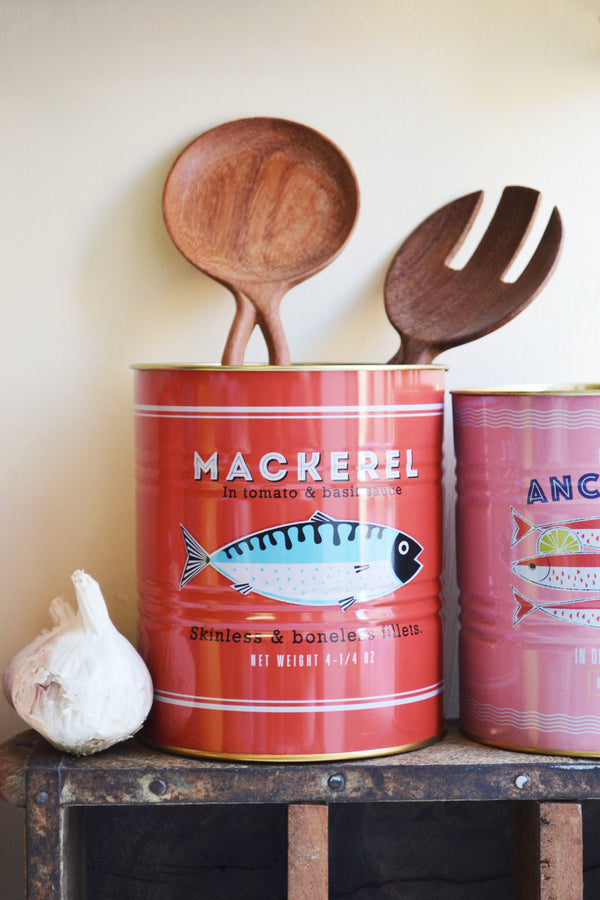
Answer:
[463, 697, 600, 735]
[135, 402, 444, 420]
[154, 680, 443, 714]
[453, 407, 600, 430]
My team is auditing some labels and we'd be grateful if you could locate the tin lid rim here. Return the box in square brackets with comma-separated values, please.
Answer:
[452, 383, 600, 396]
[131, 363, 448, 372]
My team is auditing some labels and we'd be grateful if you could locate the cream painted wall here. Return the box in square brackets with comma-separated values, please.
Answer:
[2, 0, 600, 891]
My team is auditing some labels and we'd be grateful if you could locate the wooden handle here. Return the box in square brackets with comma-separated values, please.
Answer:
[221, 293, 258, 366]
[254, 298, 291, 366]
[388, 335, 437, 366]
[221, 287, 291, 366]
[388, 345, 404, 365]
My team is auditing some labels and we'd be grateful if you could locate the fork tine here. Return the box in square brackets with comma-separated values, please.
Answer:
[512, 206, 563, 300]
[386, 191, 483, 283]
[465, 186, 540, 277]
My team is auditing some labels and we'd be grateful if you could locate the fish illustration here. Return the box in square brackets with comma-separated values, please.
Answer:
[511, 508, 600, 551]
[513, 588, 600, 629]
[179, 511, 423, 610]
[512, 551, 600, 592]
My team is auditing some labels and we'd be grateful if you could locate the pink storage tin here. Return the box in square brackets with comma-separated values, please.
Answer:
[453, 384, 600, 756]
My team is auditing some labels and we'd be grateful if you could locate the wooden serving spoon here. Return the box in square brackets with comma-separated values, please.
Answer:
[162, 117, 359, 365]
[384, 186, 563, 364]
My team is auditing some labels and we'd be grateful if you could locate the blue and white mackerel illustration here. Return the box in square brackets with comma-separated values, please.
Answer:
[180, 510, 423, 610]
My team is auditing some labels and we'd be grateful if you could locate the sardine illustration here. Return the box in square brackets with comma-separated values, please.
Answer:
[513, 588, 600, 629]
[512, 551, 600, 592]
[511, 508, 600, 551]
[179, 511, 423, 610]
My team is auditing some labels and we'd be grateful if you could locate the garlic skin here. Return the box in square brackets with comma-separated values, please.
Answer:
[3, 570, 153, 756]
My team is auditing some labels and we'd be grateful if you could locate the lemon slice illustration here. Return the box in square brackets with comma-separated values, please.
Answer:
[537, 527, 581, 555]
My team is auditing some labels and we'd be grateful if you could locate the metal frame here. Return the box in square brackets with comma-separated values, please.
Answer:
[1, 722, 593, 898]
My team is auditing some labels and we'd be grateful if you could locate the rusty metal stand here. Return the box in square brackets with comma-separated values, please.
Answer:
[0, 722, 594, 899]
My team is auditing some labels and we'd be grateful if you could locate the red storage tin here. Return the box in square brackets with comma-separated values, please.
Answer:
[135, 364, 445, 760]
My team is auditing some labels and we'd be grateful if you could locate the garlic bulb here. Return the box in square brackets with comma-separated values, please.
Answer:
[3, 570, 153, 755]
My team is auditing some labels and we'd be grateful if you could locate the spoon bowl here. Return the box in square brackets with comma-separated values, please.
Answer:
[163, 117, 359, 365]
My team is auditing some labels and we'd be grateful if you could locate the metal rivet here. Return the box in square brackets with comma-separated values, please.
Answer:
[514, 774, 530, 790]
[327, 773, 346, 792]
[149, 778, 168, 796]
[34, 791, 49, 807]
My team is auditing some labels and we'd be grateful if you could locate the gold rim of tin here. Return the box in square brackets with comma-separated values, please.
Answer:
[452, 383, 600, 396]
[462, 728, 600, 759]
[132, 363, 447, 372]
[139, 730, 445, 762]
